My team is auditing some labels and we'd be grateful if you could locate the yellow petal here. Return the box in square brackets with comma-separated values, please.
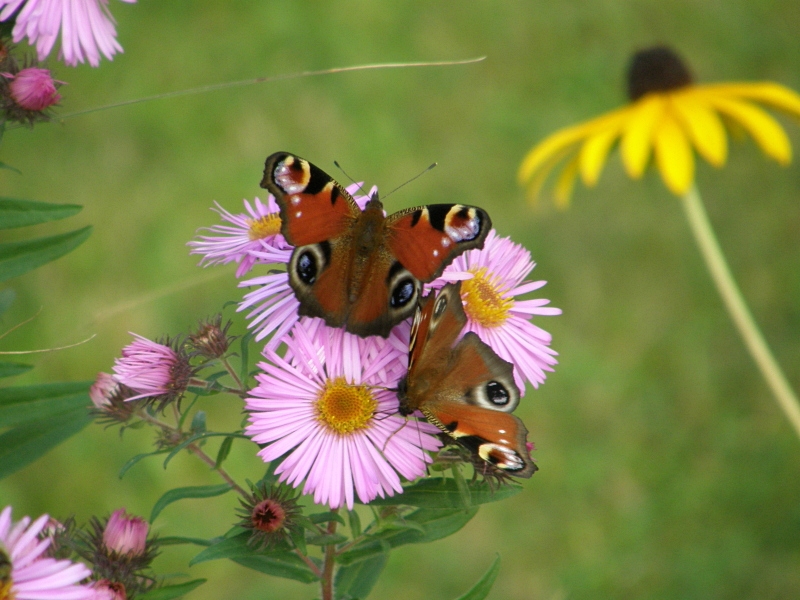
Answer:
[654, 114, 695, 195]
[700, 82, 800, 120]
[620, 94, 666, 179]
[554, 154, 580, 208]
[704, 94, 792, 165]
[578, 112, 626, 186]
[669, 91, 728, 167]
[523, 146, 573, 205]
[518, 106, 628, 185]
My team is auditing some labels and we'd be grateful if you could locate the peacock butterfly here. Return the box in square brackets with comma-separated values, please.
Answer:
[397, 282, 537, 478]
[260, 152, 491, 338]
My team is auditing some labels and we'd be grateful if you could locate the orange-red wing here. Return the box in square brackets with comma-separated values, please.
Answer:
[387, 204, 491, 281]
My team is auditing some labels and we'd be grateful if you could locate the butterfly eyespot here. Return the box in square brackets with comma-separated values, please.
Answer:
[296, 250, 319, 284]
[391, 278, 416, 308]
[486, 380, 510, 406]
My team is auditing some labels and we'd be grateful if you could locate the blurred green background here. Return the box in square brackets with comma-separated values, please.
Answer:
[2, 1, 800, 598]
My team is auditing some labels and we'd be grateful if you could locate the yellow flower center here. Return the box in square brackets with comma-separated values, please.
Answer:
[315, 378, 377, 435]
[247, 214, 282, 241]
[0, 579, 13, 600]
[461, 267, 512, 327]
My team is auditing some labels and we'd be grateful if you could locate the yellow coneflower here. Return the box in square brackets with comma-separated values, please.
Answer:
[518, 47, 800, 439]
[519, 46, 800, 204]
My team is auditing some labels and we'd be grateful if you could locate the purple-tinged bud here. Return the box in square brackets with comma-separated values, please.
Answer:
[4, 67, 61, 110]
[102, 509, 148, 557]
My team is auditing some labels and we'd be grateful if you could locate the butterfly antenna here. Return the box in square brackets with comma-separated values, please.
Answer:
[333, 160, 371, 198]
[381, 163, 438, 202]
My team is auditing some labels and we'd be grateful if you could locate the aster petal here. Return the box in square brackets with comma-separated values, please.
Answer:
[620, 94, 666, 179]
[670, 91, 728, 167]
[654, 114, 695, 195]
[703, 94, 792, 165]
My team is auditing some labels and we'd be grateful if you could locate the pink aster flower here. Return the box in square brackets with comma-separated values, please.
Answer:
[237, 184, 376, 349]
[430, 229, 561, 394]
[187, 197, 291, 278]
[102, 509, 147, 557]
[245, 318, 441, 510]
[0, 0, 136, 67]
[0, 506, 95, 600]
[111, 334, 192, 403]
[2, 67, 61, 110]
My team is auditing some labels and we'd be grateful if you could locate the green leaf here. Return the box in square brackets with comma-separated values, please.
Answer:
[190, 410, 206, 434]
[347, 509, 361, 539]
[0, 198, 82, 230]
[306, 533, 348, 546]
[215, 436, 234, 468]
[0, 163, 21, 175]
[239, 331, 252, 384]
[335, 552, 388, 599]
[309, 511, 346, 526]
[119, 450, 168, 479]
[150, 484, 233, 522]
[452, 465, 472, 508]
[0, 362, 33, 379]
[0, 382, 91, 428]
[364, 478, 522, 508]
[158, 536, 211, 547]
[190, 533, 317, 583]
[342, 508, 478, 559]
[455, 555, 501, 600]
[0, 226, 92, 283]
[0, 289, 15, 315]
[336, 539, 390, 567]
[137, 579, 206, 600]
[0, 408, 91, 479]
[232, 554, 318, 584]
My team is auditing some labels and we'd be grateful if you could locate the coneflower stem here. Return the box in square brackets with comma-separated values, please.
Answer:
[321, 515, 338, 600]
[680, 185, 800, 439]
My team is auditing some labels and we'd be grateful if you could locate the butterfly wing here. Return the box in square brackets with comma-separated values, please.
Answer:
[399, 283, 537, 478]
[386, 204, 491, 281]
[261, 152, 361, 245]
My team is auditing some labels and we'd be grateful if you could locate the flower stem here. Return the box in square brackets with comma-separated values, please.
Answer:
[186, 443, 249, 498]
[320, 514, 338, 600]
[680, 185, 800, 438]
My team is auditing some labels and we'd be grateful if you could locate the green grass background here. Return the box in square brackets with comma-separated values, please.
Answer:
[2, 1, 800, 598]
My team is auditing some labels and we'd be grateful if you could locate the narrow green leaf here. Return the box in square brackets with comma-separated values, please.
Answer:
[0, 382, 91, 428]
[0, 408, 91, 479]
[215, 436, 234, 468]
[190, 411, 206, 434]
[239, 331, 252, 384]
[158, 536, 211, 547]
[0, 163, 21, 175]
[452, 465, 472, 508]
[0, 198, 82, 230]
[289, 526, 307, 556]
[454, 555, 501, 600]
[231, 555, 318, 583]
[306, 533, 348, 546]
[190, 533, 317, 583]
[0, 362, 33, 379]
[335, 552, 388, 600]
[309, 512, 346, 526]
[119, 450, 168, 479]
[365, 478, 522, 508]
[150, 484, 232, 522]
[137, 579, 206, 600]
[0, 226, 92, 283]
[347, 509, 361, 539]
[336, 539, 390, 567]
[0, 289, 15, 315]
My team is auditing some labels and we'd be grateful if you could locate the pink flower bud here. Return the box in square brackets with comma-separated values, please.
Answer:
[5, 67, 61, 111]
[102, 509, 148, 557]
[89, 373, 119, 409]
[92, 580, 128, 600]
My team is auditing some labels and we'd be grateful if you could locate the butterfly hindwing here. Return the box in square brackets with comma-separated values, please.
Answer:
[398, 282, 537, 478]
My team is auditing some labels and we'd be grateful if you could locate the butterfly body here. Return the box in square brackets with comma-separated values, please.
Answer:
[261, 152, 491, 338]
[398, 282, 537, 478]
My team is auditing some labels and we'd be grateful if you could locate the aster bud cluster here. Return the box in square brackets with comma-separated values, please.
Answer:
[0, 39, 62, 125]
